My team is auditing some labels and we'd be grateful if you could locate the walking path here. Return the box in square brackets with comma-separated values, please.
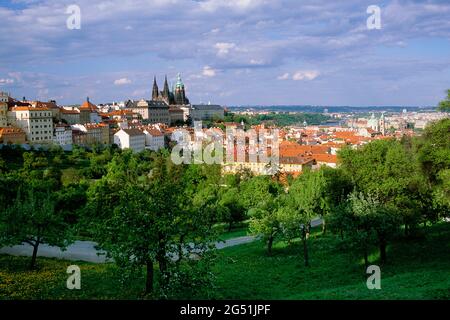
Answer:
[0, 236, 257, 263]
[0, 219, 322, 263]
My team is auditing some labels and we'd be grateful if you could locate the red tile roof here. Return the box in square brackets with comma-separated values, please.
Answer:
[12, 106, 50, 111]
[313, 154, 337, 164]
[79, 100, 98, 111]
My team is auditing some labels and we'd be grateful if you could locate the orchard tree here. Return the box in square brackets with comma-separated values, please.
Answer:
[416, 118, 450, 221]
[0, 189, 74, 269]
[328, 198, 375, 268]
[219, 187, 246, 232]
[0, 154, 6, 173]
[350, 192, 400, 264]
[438, 89, 450, 112]
[320, 167, 353, 234]
[339, 139, 428, 234]
[416, 119, 450, 184]
[281, 169, 327, 266]
[241, 176, 283, 255]
[88, 151, 217, 297]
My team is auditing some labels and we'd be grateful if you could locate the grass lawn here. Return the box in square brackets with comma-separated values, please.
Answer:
[214, 221, 250, 241]
[1, 223, 449, 300]
[212, 222, 450, 300]
[218, 227, 249, 241]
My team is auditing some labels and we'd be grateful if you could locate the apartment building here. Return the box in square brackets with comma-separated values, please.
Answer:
[8, 106, 54, 143]
[71, 123, 109, 145]
[53, 124, 73, 146]
[114, 129, 145, 153]
[143, 128, 165, 151]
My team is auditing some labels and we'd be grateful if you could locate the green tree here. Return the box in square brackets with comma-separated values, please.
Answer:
[0, 155, 6, 173]
[328, 198, 375, 267]
[242, 176, 283, 255]
[438, 89, 450, 112]
[87, 151, 217, 297]
[320, 167, 353, 234]
[219, 187, 246, 232]
[0, 190, 73, 269]
[339, 139, 427, 234]
[349, 192, 400, 265]
[281, 170, 327, 266]
[416, 119, 450, 221]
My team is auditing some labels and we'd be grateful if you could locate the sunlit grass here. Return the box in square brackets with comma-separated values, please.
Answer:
[1, 223, 449, 300]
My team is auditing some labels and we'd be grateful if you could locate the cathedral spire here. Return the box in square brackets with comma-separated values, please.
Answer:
[152, 76, 159, 100]
[162, 75, 170, 99]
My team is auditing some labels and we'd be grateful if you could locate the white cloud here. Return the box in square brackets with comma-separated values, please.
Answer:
[0, 78, 14, 85]
[215, 42, 236, 56]
[202, 66, 217, 77]
[199, 0, 266, 13]
[277, 73, 290, 80]
[292, 70, 320, 81]
[114, 78, 132, 85]
[250, 59, 264, 65]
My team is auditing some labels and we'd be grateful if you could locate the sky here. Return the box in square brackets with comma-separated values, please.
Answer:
[0, 0, 449, 106]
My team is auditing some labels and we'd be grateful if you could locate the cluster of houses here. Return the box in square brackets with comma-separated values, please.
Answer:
[0, 84, 225, 153]
[2, 84, 434, 177]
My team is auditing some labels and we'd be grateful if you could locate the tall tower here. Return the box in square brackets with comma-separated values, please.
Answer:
[380, 113, 386, 135]
[0, 92, 8, 127]
[174, 73, 188, 105]
[162, 75, 170, 100]
[152, 77, 159, 101]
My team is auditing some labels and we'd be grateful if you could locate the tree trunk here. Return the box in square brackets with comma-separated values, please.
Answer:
[145, 259, 154, 295]
[228, 220, 233, 232]
[267, 236, 274, 256]
[340, 229, 344, 240]
[404, 223, 409, 236]
[302, 226, 309, 267]
[157, 252, 168, 284]
[176, 234, 185, 265]
[321, 218, 326, 234]
[363, 247, 369, 268]
[157, 233, 169, 284]
[379, 240, 387, 264]
[29, 241, 39, 270]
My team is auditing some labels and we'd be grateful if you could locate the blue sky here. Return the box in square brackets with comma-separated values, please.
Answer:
[0, 0, 449, 106]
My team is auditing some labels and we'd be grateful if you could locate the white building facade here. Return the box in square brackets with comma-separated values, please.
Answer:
[114, 129, 146, 153]
[53, 124, 73, 146]
[143, 128, 165, 151]
[8, 107, 54, 143]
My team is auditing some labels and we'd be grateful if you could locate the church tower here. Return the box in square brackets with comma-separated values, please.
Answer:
[174, 73, 189, 105]
[380, 113, 386, 136]
[162, 75, 170, 100]
[152, 77, 159, 101]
